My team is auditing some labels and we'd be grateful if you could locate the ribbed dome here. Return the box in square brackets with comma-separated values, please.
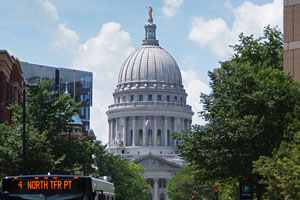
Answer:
[118, 45, 182, 86]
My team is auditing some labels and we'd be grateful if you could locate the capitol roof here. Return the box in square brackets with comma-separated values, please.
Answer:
[118, 45, 182, 86]
[117, 15, 182, 87]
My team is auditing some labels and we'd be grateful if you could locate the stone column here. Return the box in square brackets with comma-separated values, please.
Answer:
[164, 117, 168, 146]
[122, 117, 126, 146]
[153, 178, 159, 200]
[132, 117, 136, 146]
[154, 117, 157, 146]
[115, 118, 118, 144]
[108, 120, 112, 147]
[173, 117, 177, 146]
[143, 117, 147, 145]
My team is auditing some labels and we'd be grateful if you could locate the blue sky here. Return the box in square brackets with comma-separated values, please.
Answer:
[0, 0, 282, 143]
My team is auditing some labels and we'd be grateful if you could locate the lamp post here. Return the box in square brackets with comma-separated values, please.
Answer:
[22, 84, 26, 175]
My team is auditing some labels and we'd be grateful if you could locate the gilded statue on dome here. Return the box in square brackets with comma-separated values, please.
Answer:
[148, 6, 153, 22]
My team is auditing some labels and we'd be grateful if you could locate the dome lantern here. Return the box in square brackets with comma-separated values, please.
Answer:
[142, 7, 159, 46]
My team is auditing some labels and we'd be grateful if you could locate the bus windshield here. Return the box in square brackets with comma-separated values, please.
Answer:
[1, 175, 93, 200]
[4, 194, 88, 200]
[2, 175, 115, 200]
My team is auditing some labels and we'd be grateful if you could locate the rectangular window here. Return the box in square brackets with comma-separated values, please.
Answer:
[130, 95, 134, 102]
[174, 96, 177, 102]
[167, 95, 170, 102]
[139, 95, 143, 101]
[148, 95, 152, 101]
[117, 97, 120, 103]
[122, 96, 127, 102]
[157, 95, 162, 101]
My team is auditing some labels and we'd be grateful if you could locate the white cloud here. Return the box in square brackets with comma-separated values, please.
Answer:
[189, 0, 283, 58]
[41, 0, 58, 21]
[189, 17, 232, 58]
[69, 22, 134, 144]
[0, 0, 59, 29]
[52, 23, 79, 55]
[162, 0, 184, 18]
[181, 70, 210, 125]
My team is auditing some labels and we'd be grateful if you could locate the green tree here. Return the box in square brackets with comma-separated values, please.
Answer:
[95, 153, 151, 200]
[253, 106, 300, 199]
[167, 166, 238, 200]
[176, 27, 300, 199]
[0, 122, 55, 177]
[0, 80, 94, 176]
[26, 80, 79, 139]
[167, 166, 211, 200]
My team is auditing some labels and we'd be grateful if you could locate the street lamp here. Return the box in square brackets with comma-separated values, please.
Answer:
[22, 83, 38, 175]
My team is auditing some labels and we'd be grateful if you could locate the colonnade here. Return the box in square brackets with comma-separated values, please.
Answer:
[147, 178, 169, 200]
[108, 116, 191, 147]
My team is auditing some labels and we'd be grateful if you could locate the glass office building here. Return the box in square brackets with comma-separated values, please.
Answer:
[20, 61, 92, 130]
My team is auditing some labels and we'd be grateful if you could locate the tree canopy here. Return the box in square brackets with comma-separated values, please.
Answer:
[175, 27, 300, 199]
[95, 153, 151, 200]
[253, 106, 300, 199]
[0, 80, 80, 175]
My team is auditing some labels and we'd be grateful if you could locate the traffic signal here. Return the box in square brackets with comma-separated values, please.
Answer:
[191, 195, 195, 199]
[215, 188, 218, 200]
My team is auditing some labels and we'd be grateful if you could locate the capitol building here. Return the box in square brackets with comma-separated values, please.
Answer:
[107, 9, 193, 200]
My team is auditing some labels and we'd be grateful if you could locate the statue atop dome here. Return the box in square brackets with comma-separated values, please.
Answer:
[147, 6, 153, 23]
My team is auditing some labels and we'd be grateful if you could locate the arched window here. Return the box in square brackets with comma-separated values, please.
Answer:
[157, 129, 161, 145]
[139, 129, 143, 145]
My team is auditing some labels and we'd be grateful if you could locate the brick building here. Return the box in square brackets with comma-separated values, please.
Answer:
[284, 0, 300, 82]
[0, 50, 24, 124]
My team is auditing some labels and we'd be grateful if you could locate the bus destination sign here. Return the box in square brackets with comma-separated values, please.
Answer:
[11, 177, 80, 193]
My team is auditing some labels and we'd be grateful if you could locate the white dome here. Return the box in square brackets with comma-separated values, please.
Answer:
[118, 45, 182, 86]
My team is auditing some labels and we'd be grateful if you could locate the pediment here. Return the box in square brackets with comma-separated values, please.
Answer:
[133, 154, 182, 170]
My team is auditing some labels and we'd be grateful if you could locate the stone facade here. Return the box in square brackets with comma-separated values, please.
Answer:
[107, 14, 193, 200]
[0, 50, 24, 124]
[284, 0, 300, 82]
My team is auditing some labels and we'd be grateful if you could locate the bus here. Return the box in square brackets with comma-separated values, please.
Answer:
[1, 175, 115, 200]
